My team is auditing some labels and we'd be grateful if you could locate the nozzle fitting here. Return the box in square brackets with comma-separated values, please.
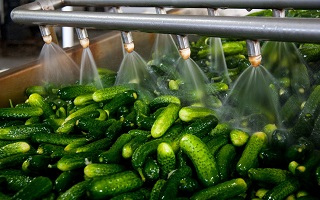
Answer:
[247, 40, 262, 67]
[76, 28, 89, 48]
[39, 25, 52, 44]
[177, 35, 190, 60]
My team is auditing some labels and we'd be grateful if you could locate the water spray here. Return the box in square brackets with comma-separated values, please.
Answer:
[76, 28, 89, 49]
[113, 7, 134, 53]
[246, 40, 262, 67]
[156, 7, 190, 60]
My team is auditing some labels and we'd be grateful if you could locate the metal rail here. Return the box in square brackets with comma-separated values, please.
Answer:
[62, 0, 320, 9]
[10, 0, 320, 43]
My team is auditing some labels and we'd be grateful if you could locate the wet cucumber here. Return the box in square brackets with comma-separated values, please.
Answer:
[12, 176, 53, 200]
[0, 107, 43, 119]
[230, 129, 250, 147]
[57, 85, 97, 100]
[73, 93, 94, 106]
[0, 124, 51, 140]
[262, 177, 300, 200]
[149, 95, 181, 111]
[157, 142, 176, 178]
[209, 123, 232, 138]
[76, 118, 116, 139]
[182, 115, 218, 139]
[26, 85, 47, 96]
[87, 170, 143, 199]
[122, 135, 149, 159]
[190, 178, 247, 200]
[150, 179, 166, 200]
[179, 106, 216, 122]
[179, 177, 200, 194]
[21, 155, 52, 175]
[206, 134, 229, 156]
[27, 93, 55, 119]
[0, 142, 30, 159]
[57, 151, 101, 171]
[0, 174, 33, 192]
[54, 170, 80, 193]
[143, 157, 160, 181]
[110, 188, 150, 200]
[37, 143, 66, 158]
[180, 134, 220, 187]
[151, 103, 181, 138]
[92, 85, 131, 102]
[32, 133, 86, 146]
[103, 90, 138, 116]
[84, 163, 126, 178]
[216, 144, 236, 182]
[74, 137, 113, 153]
[98, 134, 132, 163]
[248, 168, 290, 185]
[236, 132, 268, 177]
[57, 180, 90, 200]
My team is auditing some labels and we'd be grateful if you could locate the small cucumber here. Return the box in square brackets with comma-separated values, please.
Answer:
[206, 135, 229, 156]
[143, 157, 160, 181]
[57, 180, 90, 200]
[122, 135, 149, 159]
[180, 134, 220, 187]
[75, 137, 113, 153]
[230, 129, 250, 147]
[179, 177, 200, 194]
[0, 174, 33, 192]
[134, 99, 150, 116]
[21, 155, 52, 175]
[205, 82, 229, 95]
[0, 107, 43, 119]
[295, 150, 320, 177]
[54, 170, 80, 193]
[157, 142, 176, 179]
[150, 179, 166, 200]
[236, 132, 268, 177]
[92, 85, 131, 102]
[149, 95, 181, 111]
[262, 177, 300, 200]
[84, 163, 126, 178]
[37, 143, 66, 158]
[209, 123, 232, 138]
[27, 93, 55, 119]
[57, 152, 100, 171]
[98, 134, 132, 163]
[0, 142, 30, 159]
[103, 90, 138, 116]
[87, 171, 143, 199]
[216, 144, 236, 181]
[151, 103, 181, 138]
[248, 168, 290, 185]
[0, 124, 51, 140]
[110, 188, 150, 200]
[73, 93, 94, 106]
[57, 85, 97, 100]
[77, 118, 115, 139]
[32, 133, 86, 146]
[182, 115, 218, 139]
[179, 106, 216, 122]
[26, 85, 47, 96]
[12, 176, 53, 200]
[190, 178, 247, 200]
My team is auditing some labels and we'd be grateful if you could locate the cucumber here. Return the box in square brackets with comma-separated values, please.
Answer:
[209, 123, 232, 138]
[57, 180, 90, 200]
[57, 85, 97, 100]
[122, 110, 137, 130]
[37, 143, 66, 158]
[143, 157, 160, 182]
[73, 93, 94, 106]
[271, 129, 292, 150]
[12, 176, 53, 200]
[149, 95, 181, 111]
[295, 150, 320, 177]
[57, 152, 100, 171]
[128, 129, 151, 137]
[0, 120, 24, 128]
[134, 99, 150, 116]
[0, 107, 43, 119]
[179, 106, 216, 122]
[76, 118, 115, 139]
[54, 170, 80, 193]
[76, 137, 114, 153]
[157, 142, 176, 178]
[0, 174, 33, 192]
[159, 166, 192, 200]
[92, 85, 131, 102]
[179, 177, 200, 194]
[259, 147, 286, 168]
[216, 144, 236, 181]
[205, 82, 229, 95]
[206, 135, 229, 156]
[230, 129, 249, 147]
[180, 134, 220, 187]
[0, 142, 30, 159]
[236, 132, 268, 177]
[280, 94, 303, 126]
[248, 168, 290, 185]
[103, 90, 138, 116]
[21, 155, 52, 175]
[122, 135, 149, 159]
[190, 178, 247, 200]
[262, 177, 300, 200]
[182, 115, 218, 139]
[27, 93, 55, 119]
[87, 171, 143, 199]
[110, 188, 150, 200]
[151, 103, 180, 138]
[98, 134, 132, 164]
[285, 137, 314, 162]
[150, 179, 166, 200]
[0, 124, 51, 140]
[84, 163, 126, 178]
[32, 133, 85, 146]
[26, 85, 47, 96]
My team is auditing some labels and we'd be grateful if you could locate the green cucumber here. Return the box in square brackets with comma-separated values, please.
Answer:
[159, 166, 192, 200]
[230, 129, 250, 147]
[54, 170, 80, 193]
[92, 85, 131, 102]
[127, 129, 151, 137]
[136, 114, 155, 130]
[87, 171, 143, 199]
[98, 133, 132, 163]
[295, 150, 320, 177]
[248, 168, 290, 185]
[75, 137, 113, 153]
[110, 188, 150, 200]
[0, 174, 33, 192]
[157, 142, 176, 178]
[206, 135, 229, 156]
[150, 179, 166, 200]
[143, 157, 160, 182]
[280, 94, 303, 126]
[32, 133, 85, 146]
[182, 115, 218, 139]
[76, 118, 115, 139]
[84, 163, 126, 178]
[26, 85, 47, 96]
[262, 177, 300, 200]
[37, 143, 66, 158]
[216, 144, 236, 181]
[285, 137, 314, 162]
[21, 155, 52, 174]
[0, 124, 51, 140]
[0, 107, 43, 119]
[134, 99, 150, 116]
[205, 82, 229, 95]
[12, 176, 53, 200]
[57, 152, 100, 171]
[209, 123, 232, 138]
[179, 177, 200, 194]
[190, 178, 247, 200]
[0, 142, 30, 159]
[236, 132, 268, 177]
[57, 180, 90, 200]
[73, 93, 94, 106]
[180, 134, 220, 187]
[103, 90, 138, 116]
[122, 135, 149, 159]
[27, 93, 55, 119]
[149, 95, 181, 111]
[64, 138, 88, 152]
[271, 129, 292, 150]
[179, 106, 216, 122]
[0, 120, 24, 128]
[57, 85, 97, 100]
[151, 103, 181, 138]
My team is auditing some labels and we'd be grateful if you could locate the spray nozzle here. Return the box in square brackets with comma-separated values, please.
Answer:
[121, 31, 134, 53]
[39, 25, 52, 44]
[177, 35, 190, 60]
[76, 28, 89, 48]
[247, 40, 262, 67]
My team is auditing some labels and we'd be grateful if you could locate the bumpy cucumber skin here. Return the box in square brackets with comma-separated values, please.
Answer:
[157, 142, 176, 178]
[57, 180, 90, 200]
[57, 85, 96, 100]
[216, 144, 236, 181]
[28, 93, 55, 119]
[190, 178, 247, 200]
[150, 179, 166, 200]
[143, 158, 160, 181]
[151, 103, 181, 138]
[262, 177, 300, 200]
[0, 124, 51, 140]
[180, 134, 220, 187]
[0, 142, 30, 159]
[149, 95, 181, 111]
[179, 106, 216, 122]
[236, 132, 268, 177]
[0, 107, 43, 119]
[182, 115, 218, 139]
[87, 171, 143, 200]
[122, 135, 149, 159]
[103, 90, 138, 116]
[92, 86, 130, 102]
[248, 168, 290, 185]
